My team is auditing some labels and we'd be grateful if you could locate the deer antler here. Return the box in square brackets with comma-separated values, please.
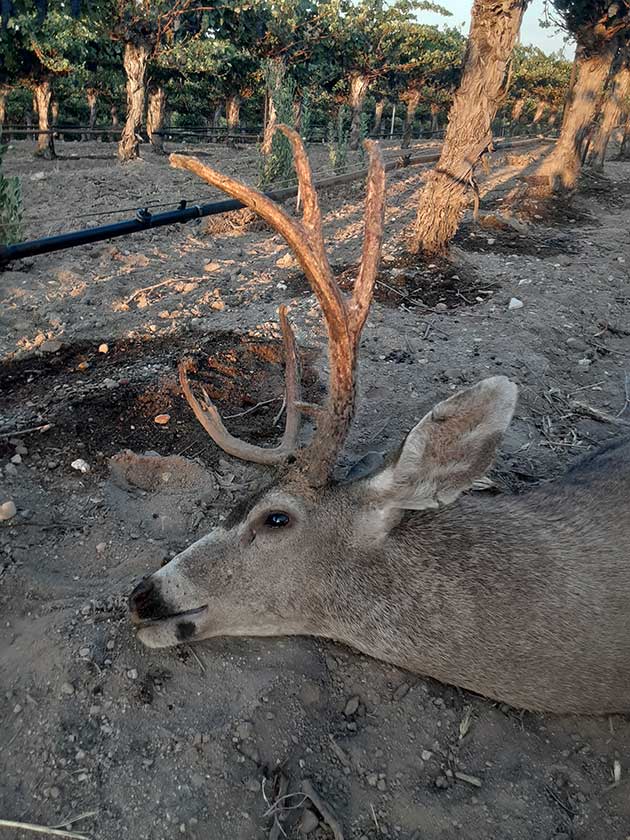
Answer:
[170, 125, 385, 485]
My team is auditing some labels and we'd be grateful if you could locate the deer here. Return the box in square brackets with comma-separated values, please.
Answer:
[129, 126, 630, 715]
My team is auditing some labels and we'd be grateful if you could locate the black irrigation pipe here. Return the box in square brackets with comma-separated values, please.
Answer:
[0, 136, 553, 267]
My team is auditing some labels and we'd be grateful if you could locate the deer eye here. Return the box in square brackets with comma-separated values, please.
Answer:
[264, 512, 290, 528]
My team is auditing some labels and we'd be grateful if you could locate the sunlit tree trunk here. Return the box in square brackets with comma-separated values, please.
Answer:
[33, 77, 56, 159]
[402, 89, 420, 149]
[511, 96, 525, 121]
[548, 108, 558, 127]
[349, 73, 370, 150]
[0, 86, 8, 135]
[411, 0, 527, 257]
[588, 61, 630, 170]
[535, 39, 618, 192]
[146, 84, 165, 154]
[261, 58, 284, 155]
[86, 88, 97, 140]
[226, 95, 240, 131]
[118, 40, 149, 162]
[532, 99, 546, 123]
[373, 98, 386, 136]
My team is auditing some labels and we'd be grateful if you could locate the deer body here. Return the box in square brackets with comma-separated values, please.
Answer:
[128, 127, 630, 715]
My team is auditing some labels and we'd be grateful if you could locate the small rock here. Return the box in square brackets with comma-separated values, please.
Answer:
[10, 454, 22, 465]
[154, 414, 170, 425]
[204, 261, 221, 273]
[566, 337, 587, 351]
[236, 721, 255, 741]
[300, 810, 319, 834]
[421, 749, 433, 761]
[508, 297, 524, 310]
[79, 647, 91, 658]
[578, 358, 592, 368]
[127, 668, 138, 680]
[377, 778, 387, 792]
[434, 302, 448, 313]
[15, 444, 28, 456]
[367, 772, 378, 787]
[210, 299, 225, 311]
[393, 683, 410, 701]
[102, 378, 117, 389]
[0, 500, 17, 521]
[106, 640, 115, 651]
[96, 542, 107, 554]
[276, 253, 297, 269]
[13, 703, 22, 714]
[344, 695, 360, 717]
[435, 775, 449, 789]
[60, 682, 75, 696]
[48, 785, 61, 799]
[30, 171, 46, 182]
[4, 463, 18, 477]
[77, 361, 90, 372]
[40, 339, 63, 353]
[71, 458, 90, 473]
[98, 343, 109, 354]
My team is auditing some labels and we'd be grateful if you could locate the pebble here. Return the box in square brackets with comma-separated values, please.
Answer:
[60, 682, 75, 696]
[40, 339, 63, 353]
[367, 772, 378, 787]
[154, 414, 170, 425]
[577, 358, 592, 368]
[0, 500, 17, 521]
[435, 775, 450, 789]
[79, 647, 91, 658]
[344, 695, 360, 717]
[98, 343, 109, 354]
[15, 444, 28, 456]
[377, 778, 387, 792]
[103, 378, 117, 389]
[434, 302, 448, 313]
[393, 683, 410, 701]
[106, 639, 115, 651]
[236, 721, 255, 741]
[71, 458, 90, 473]
[96, 542, 107, 553]
[300, 810, 319, 834]
[127, 668, 138, 680]
[421, 749, 433, 761]
[508, 297, 524, 310]
[4, 463, 18, 477]
[10, 454, 22, 465]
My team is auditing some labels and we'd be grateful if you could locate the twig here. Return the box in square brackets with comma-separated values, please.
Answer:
[50, 813, 98, 831]
[124, 279, 178, 305]
[544, 785, 575, 817]
[370, 803, 380, 834]
[454, 771, 482, 787]
[617, 371, 630, 418]
[187, 645, 206, 673]
[0, 819, 90, 839]
[0, 423, 53, 440]
[223, 397, 281, 420]
[302, 780, 344, 840]
[570, 400, 630, 427]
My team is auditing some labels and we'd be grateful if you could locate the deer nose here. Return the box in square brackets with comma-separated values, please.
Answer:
[129, 576, 165, 620]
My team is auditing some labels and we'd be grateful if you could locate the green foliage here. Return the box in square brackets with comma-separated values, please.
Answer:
[259, 64, 297, 187]
[0, 143, 23, 246]
[327, 106, 349, 174]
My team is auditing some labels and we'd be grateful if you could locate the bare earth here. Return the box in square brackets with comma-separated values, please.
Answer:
[1, 137, 630, 840]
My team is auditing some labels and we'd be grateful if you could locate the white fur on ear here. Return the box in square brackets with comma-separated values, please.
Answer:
[368, 376, 518, 514]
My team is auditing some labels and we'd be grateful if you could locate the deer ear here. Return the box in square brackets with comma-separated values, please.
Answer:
[368, 377, 517, 516]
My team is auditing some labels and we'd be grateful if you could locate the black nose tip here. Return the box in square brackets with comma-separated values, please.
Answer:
[129, 576, 166, 619]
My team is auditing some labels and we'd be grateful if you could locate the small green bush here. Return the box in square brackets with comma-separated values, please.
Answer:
[0, 143, 22, 246]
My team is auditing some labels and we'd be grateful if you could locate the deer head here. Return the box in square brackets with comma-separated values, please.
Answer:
[129, 126, 517, 650]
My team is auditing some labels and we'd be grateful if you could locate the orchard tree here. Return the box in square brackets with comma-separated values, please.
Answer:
[0, 0, 93, 157]
[505, 45, 571, 126]
[411, 0, 529, 257]
[534, 1, 630, 192]
[587, 43, 630, 169]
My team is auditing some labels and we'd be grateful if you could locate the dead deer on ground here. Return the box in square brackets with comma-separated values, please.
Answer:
[129, 126, 630, 714]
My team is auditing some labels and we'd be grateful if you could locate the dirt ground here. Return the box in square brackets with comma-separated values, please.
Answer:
[1, 135, 630, 840]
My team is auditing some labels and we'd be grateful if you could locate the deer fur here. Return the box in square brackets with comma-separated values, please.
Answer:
[129, 127, 630, 714]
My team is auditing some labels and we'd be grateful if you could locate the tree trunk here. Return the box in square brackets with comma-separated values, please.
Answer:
[532, 99, 546, 123]
[118, 40, 149, 162]
[85, 88, 97, 140]
[411, 0, 527, 257]
[430, 103, 439, 133]
[349, 73, 370, 150]
[535, 39, 618, 193]
[226, 95, 240, 132]
[212, 104, 222, 129]
[373, 98, 386, 136]
[588, 62, 630, 170]
[0, 87, 7, 135]
[33, 77, 56, 159]
[261, 58, 284, 155]
[402, 89, 420, 149]
[548, 108, 558, 127]
[511, 96, 525, 121]
[619, 117, 630, 159]
[146, 84, 166, 154]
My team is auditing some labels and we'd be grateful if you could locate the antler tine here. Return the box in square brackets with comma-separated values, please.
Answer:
[177, 304, 301, 465]
[349, 139, 386, 339]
